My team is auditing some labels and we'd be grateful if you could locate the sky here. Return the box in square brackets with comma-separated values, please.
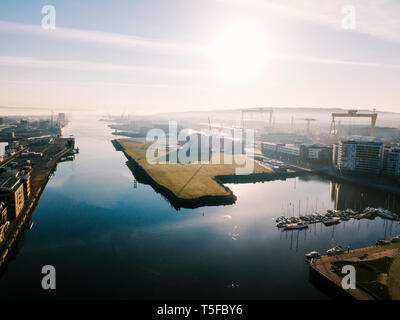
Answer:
[0, 0, 399, 114]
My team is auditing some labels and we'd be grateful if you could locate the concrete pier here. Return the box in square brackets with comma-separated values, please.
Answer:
[310, 243, 400, 300]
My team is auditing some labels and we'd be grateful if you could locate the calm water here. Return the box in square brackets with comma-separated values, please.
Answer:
[0, 115, 399, 300]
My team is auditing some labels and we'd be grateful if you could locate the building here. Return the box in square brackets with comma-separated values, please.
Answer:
[335, 136, 383, 175]
[19, 120, 29, 130]
[0, 202, 7, 225]
[261, 142, 279, 154]
[0, 202, 8, 242]
[0, 177, 25, 220]
[333, 144, 339, 167]
[300, 144, 332, 164]
[383, 147, 400, 178]
[58, 113, 67, 125]
[20, 171, 31, 200]
[277, 144, 300, 157]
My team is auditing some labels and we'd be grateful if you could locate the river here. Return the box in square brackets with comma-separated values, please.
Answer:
[0, 115, 399, 299]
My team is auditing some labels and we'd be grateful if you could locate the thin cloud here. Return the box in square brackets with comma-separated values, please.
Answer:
[0, 55, 206, 77]
[0, 79, 222, 92]
[1, 55, 398, 81]
[218, 0, 400, 43]
[274, 54, 400, 69]
[0, 20, 208, 55]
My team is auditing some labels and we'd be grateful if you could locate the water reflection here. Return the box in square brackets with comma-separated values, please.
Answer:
[0, 116, 398, 300]
[331, 182, 400, 213]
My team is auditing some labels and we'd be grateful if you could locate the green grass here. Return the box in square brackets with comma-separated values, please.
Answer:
[117, 139, 272, 200]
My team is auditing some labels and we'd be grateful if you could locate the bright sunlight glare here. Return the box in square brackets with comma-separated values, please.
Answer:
[210, 21, 269, 84]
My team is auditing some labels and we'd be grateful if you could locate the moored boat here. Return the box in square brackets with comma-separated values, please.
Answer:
[326, 246, 344, 256]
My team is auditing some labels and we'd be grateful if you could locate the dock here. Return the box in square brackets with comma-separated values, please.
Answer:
[309, 243, 400, 300]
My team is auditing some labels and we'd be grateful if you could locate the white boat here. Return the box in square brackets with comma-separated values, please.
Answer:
[305, 251, 321, 261]
[390, 236, 400, 243]
[326, 246, 344, 256]
[284, 223, 308, 230]
[376, 239, 391, 246]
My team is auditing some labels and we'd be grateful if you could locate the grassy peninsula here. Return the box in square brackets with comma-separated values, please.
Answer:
[114, 138, 274, 207]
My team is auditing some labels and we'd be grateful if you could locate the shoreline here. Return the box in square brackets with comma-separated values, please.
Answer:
[112, 139, 310, 210]
[0, 143, 74, 270]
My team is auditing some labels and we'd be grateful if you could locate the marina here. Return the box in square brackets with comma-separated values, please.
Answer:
[275, 207, 399, 231]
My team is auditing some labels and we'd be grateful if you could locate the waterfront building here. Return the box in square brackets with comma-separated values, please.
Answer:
[20, 172, 31, 200]
[300, 144, 332, 164]
[383, 147, 400, 177]
[0, 202, 7, 224]
[336, 136, 383, 175]
[277, 144, 300, 157]
[261, 142, 278, 154]
[0, 202, 8, 242]
[0, 177, 25, 220]
[333, 144, 339, 167]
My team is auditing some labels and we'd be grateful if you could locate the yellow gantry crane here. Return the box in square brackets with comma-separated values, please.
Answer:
[240, 107, 274, 129]
[330, 109, 378, 137]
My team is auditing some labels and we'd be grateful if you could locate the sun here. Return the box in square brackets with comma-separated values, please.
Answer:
[210, 21, 269, 83]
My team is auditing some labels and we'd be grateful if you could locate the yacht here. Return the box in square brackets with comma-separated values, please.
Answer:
[322, 217, 341, 226]
[326, 246, 344, 256]
[305, 251, 321, 262]
[376, 239, 391, 246]
[284, 223, 308, 230]
[390, 236, 400, 243]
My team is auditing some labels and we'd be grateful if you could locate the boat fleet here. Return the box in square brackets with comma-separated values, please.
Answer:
[275, 207, 399, 231]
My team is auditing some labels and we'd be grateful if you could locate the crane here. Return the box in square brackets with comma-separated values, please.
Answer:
[330, 110, 378, 137]
[298, 118, 316, 137]
[240, 107, 273, 129]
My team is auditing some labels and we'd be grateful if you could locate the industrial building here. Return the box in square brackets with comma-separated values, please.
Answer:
[335, 136, 383, 175]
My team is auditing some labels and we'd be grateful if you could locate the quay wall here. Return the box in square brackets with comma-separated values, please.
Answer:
[0, 145, 73, 269]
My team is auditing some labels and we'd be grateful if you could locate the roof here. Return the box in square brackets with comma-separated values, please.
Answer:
[344, 135, 382, 143]
[0, 176, 21, 192]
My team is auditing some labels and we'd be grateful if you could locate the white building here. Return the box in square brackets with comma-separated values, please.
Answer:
[336, 136, 383, 175]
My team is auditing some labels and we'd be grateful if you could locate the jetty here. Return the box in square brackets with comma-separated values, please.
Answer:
[309, 243, 400, 300]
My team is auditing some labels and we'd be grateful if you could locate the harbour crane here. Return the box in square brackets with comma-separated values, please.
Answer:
[298, 118, 316, 137]
[240, 107, 273, 129]
[330, 110, 378, 137]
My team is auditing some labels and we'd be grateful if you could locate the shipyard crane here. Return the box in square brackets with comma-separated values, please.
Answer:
[298, 118, 316, 137]
[330, 109, 378, 137]
[240, 107, 273, 129]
